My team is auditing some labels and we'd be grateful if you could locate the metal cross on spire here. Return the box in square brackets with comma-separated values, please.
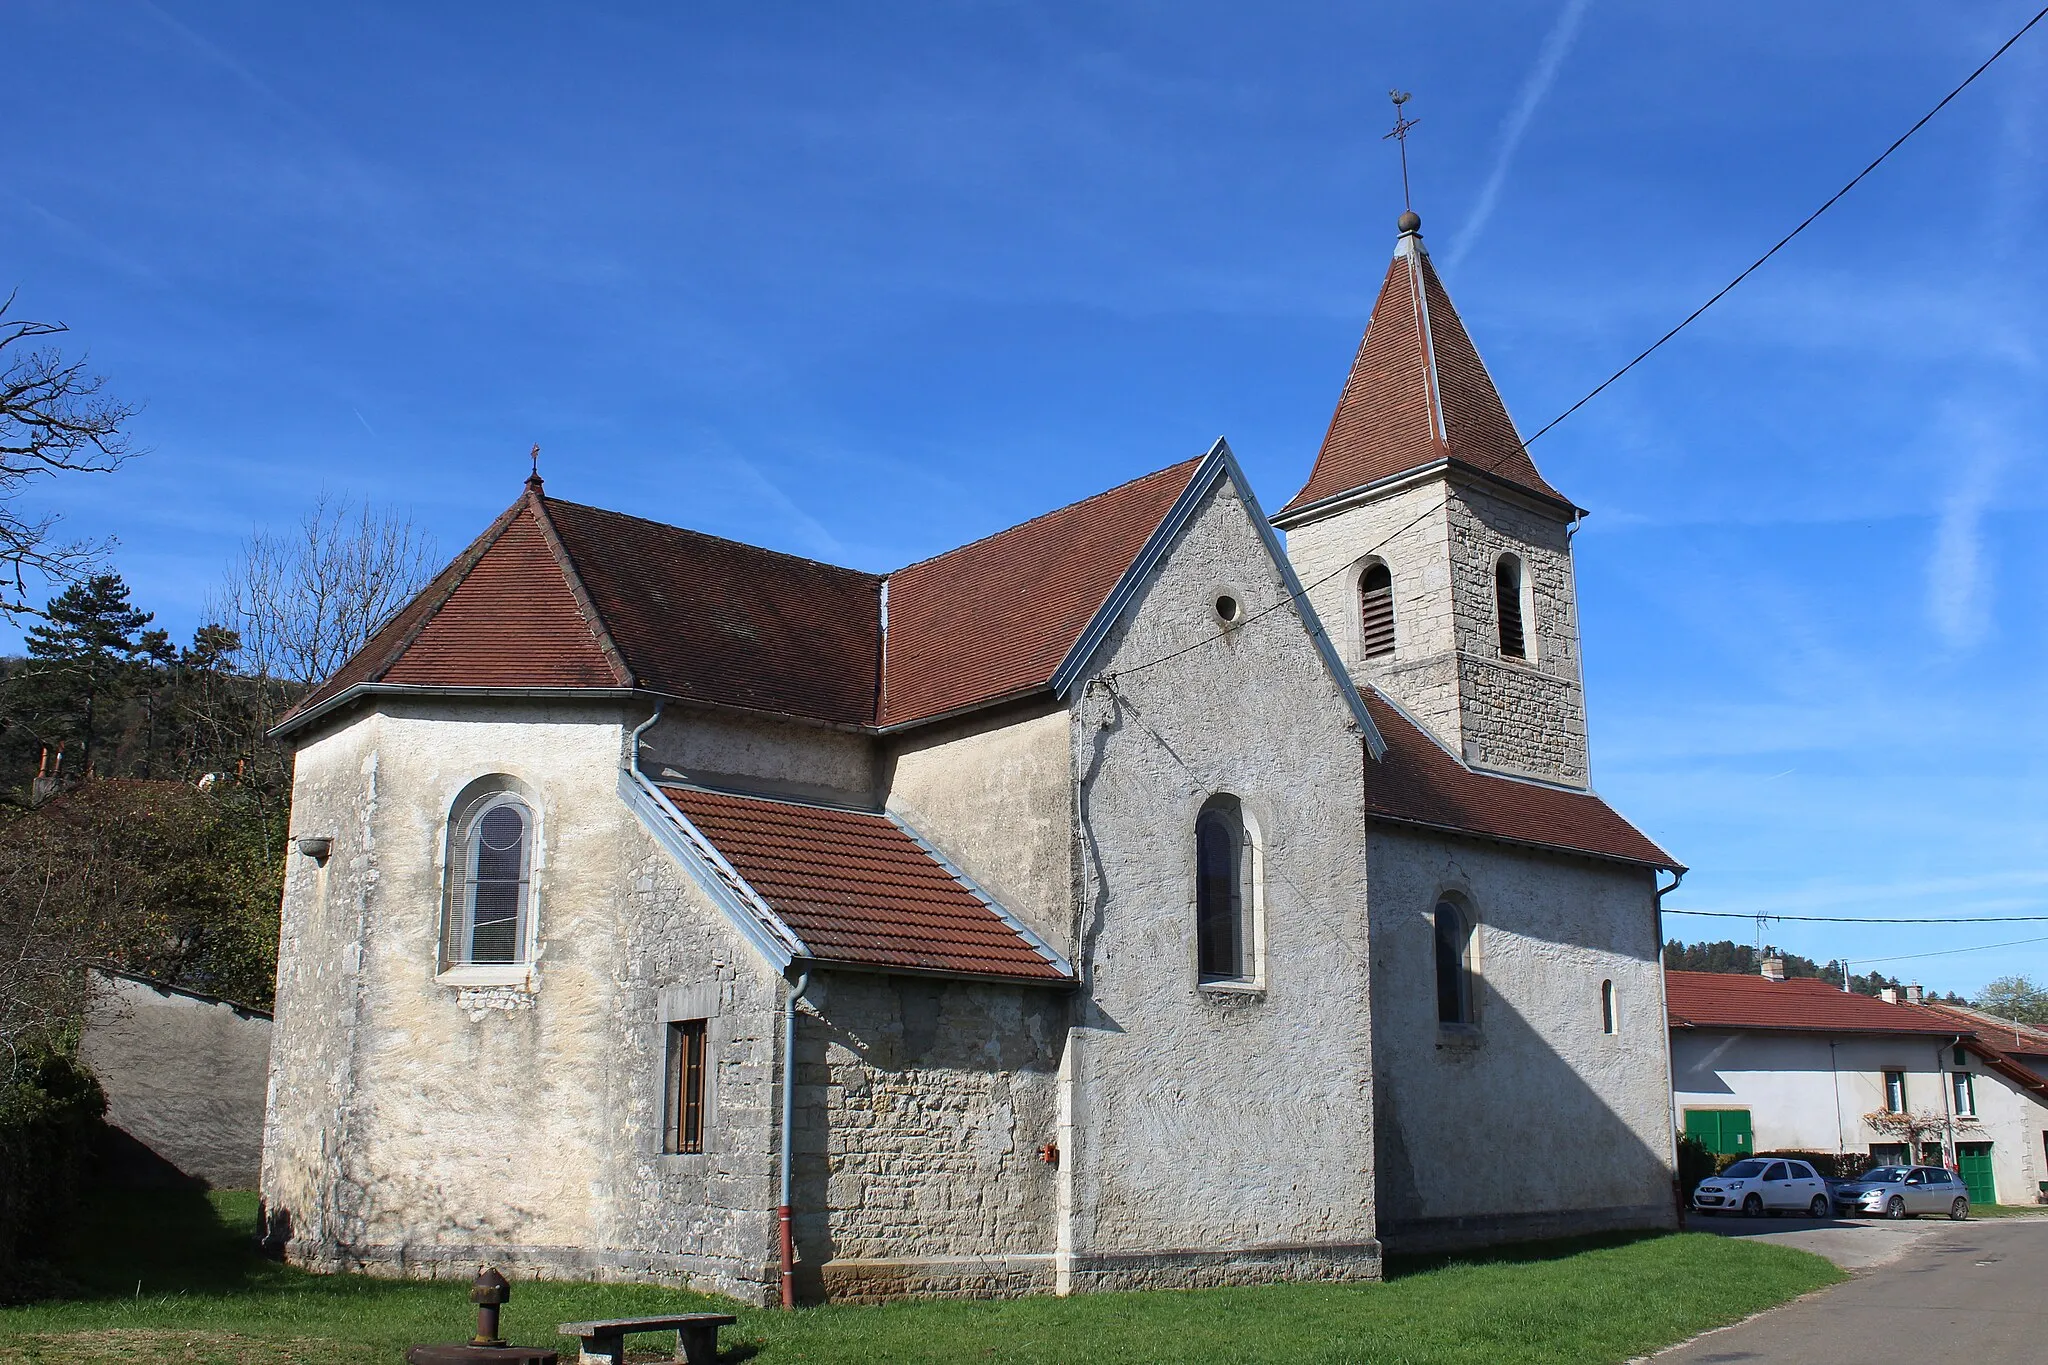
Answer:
[1382, 90, 1419, 212]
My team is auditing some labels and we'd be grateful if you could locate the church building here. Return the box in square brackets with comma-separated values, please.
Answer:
[259, 211, 1682, 1304]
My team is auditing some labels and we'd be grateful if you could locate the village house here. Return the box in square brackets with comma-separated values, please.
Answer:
[1668, 967, 2048, 1207]
[259, 210, 1682, 1304]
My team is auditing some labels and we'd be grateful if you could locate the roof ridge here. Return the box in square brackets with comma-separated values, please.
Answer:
[543, 496, 885, 583]
[886, 456, 1203, 577]
[526, 493, 636, 687]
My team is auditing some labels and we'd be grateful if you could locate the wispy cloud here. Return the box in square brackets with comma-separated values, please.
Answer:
[1445, 0, 1594, 271]
[1929, 408, 2007, 650]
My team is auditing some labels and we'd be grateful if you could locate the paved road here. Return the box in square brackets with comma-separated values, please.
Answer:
[1654, 1218, 2048, 1363]
[1685, 1210, 1957, 1270]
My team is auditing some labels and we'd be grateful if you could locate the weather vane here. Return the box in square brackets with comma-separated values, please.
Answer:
[1383, 90, 1419, 213]
[530, 443, 541, 479]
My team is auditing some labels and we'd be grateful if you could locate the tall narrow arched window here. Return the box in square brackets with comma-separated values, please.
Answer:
[1601, 979, 1617, 1034]
[445, 789, 535, 967]
[1434, 900, 1474, 1026]
[1359, 562, 1395, 659]
[1195, 796, 1254, 982]
[1495, 556, 1527, 659]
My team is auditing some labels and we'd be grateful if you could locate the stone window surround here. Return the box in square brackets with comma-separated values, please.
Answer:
[1346, 553, 1396, 664]
[1491, 552, 1539, 665]
[655, 981, 723, 1159]
[1432, 886, 1483, 1041]
[1192, 792, 1269, 997]
[435, 772, 547, 989]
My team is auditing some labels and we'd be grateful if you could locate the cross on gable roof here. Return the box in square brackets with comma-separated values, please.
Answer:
[1279, 215, 1575, 520]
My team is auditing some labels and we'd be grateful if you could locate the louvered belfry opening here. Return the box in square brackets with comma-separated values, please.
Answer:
[1359, 562, 1395, 658]
[1495, 558, 1526, 660]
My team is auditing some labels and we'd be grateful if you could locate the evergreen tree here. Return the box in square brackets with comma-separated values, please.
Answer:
[20, 573, 153, 777]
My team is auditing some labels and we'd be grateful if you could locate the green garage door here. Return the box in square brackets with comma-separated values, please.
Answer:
[1957, 1142, 1995, 1205]
[1684, 1109, 1753, 1156]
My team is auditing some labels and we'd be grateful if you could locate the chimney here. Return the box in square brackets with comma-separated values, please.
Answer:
[1760, 957, 1786, 982]
[1882, 987, 1899, 1004]
[1907, 983, 1924, 1005]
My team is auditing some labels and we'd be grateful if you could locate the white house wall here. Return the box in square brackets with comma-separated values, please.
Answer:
[1366, 825, 1673, 1250]
[1671, 1029, 2048, 1205]
[1063, 473, 1380, 1290]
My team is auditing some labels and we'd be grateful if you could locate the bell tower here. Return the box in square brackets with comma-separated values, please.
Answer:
[1274, 211, 1591, 788]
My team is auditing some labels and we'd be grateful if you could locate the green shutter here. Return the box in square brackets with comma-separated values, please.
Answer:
[1684, 1109, 1753, 1156]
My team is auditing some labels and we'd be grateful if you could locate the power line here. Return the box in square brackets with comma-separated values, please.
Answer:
[1507, 3, 2048, 454]
[1851, 934, 2048, 967]
[1665, 910, 2048, 925]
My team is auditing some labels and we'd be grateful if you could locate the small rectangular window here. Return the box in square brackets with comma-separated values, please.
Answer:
[1884, 1070, 1907, 1113]
[1952, 1071, 1975, 1117]
[1600, 979, 1617, 1035]
[664, 1020, 707, 1154]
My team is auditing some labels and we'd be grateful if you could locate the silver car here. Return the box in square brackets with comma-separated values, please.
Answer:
[1829, 1165, 1970, 1220]
[1692, 1157, 1832, 1217]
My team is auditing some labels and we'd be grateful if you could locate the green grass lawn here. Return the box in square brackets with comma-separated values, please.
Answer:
[1962, 1203, 2048, 1219]
[0, 1191, 1843, 1365]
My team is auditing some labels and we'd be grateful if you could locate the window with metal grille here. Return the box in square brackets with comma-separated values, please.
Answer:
[1495, 557, 1526, 659]
[1195, 796, 1254, 982]
[445, 790, 534, 967]
[1435, 900, 1474, 1026]
[1359, 562, 1395, 658]
[665, 1019, 707, 1154]
[1600, 979, 1617, 1034]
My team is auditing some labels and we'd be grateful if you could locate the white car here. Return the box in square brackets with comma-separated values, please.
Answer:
[1692, 1157, 1832, 1218]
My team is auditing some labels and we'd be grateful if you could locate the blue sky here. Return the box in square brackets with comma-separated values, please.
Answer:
[7, 1, 2045, 996]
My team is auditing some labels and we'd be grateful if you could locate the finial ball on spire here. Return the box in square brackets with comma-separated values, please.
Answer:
[1398, 210, 1422, 234]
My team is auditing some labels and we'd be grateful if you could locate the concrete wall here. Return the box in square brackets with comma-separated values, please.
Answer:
[1672, 1030, 2048, 1204]
[1366, 826, 1674, 1250]
[261, 698, 787, 1301]
[79, 971, 272, 1189]
[1282, 473, 1589, 788]
[883, 703, 1075, 956]
[1064, 472, 1381, 1290]
[641, 705, 876, 807]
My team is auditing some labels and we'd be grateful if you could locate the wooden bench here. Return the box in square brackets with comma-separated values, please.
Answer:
[557, 1314, 736, 1365]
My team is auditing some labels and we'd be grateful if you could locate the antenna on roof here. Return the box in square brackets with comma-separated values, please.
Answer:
[527, 443, 543, 492]
[1383, 90, 1421, 218]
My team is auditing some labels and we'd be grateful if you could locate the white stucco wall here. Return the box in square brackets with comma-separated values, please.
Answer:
[1671, 1029, 2048, 1205]
[1366, 826, 1673, 1248]
[261, 698, 787, 1300]
[640, 706, 876, 806]
[882, 704, 1075, 955]
[1063, 472, 1380, 1290]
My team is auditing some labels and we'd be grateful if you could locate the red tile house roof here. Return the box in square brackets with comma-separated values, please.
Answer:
[1360, 689, 1676, 869]
[662, 785, 1069, 983]
[1665, 972, 1977, 1035]
[1277, 218, 1573, 519]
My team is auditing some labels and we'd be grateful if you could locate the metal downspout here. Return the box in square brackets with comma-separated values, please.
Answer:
[1939, 1033, 1963, 1170]
[779, 970, 810, 1309]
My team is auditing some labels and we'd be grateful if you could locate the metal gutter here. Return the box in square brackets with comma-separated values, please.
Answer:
[271, 682, 641, 739]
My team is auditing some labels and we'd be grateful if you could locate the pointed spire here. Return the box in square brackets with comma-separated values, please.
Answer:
[1278, 213, 1574, 519]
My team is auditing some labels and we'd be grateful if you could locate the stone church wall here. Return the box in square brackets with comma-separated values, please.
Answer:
[640, 705, 877, 807]
[1064, 472, 1381, 1290]
[882, 703, 1076, 956]
[1364, 824, 1675, 1251]
[261, 699, 786, 1302]
[797, 972, 1066, 1300]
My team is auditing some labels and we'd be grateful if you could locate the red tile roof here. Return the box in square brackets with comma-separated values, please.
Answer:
[1361, 689, 1675, 869]
[545, 499, 883, 727]
[1665, 972, 1972, 1035]
[878, 459, 1201, 727]
[1278, 223, 1570, 518]
[662, 785, 1069, 982]
[1918, 1002, 2048, 1098]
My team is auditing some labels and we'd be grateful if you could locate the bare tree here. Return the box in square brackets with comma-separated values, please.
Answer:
[212, 492, 438, 690]
[0, 293, 141, 619]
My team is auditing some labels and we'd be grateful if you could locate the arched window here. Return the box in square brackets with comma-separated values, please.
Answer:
[1195, 796, 1254, 982]
[1495, 556, 1526, 659]
[1601, 979, 1617, 1034]
[445, 788, 535, 967]
[1433, 900, 1474, 1025]
[1359, 562, 1395, 659]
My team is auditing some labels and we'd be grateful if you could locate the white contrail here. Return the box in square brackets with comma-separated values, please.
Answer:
[1445, 0, 1594, 270]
